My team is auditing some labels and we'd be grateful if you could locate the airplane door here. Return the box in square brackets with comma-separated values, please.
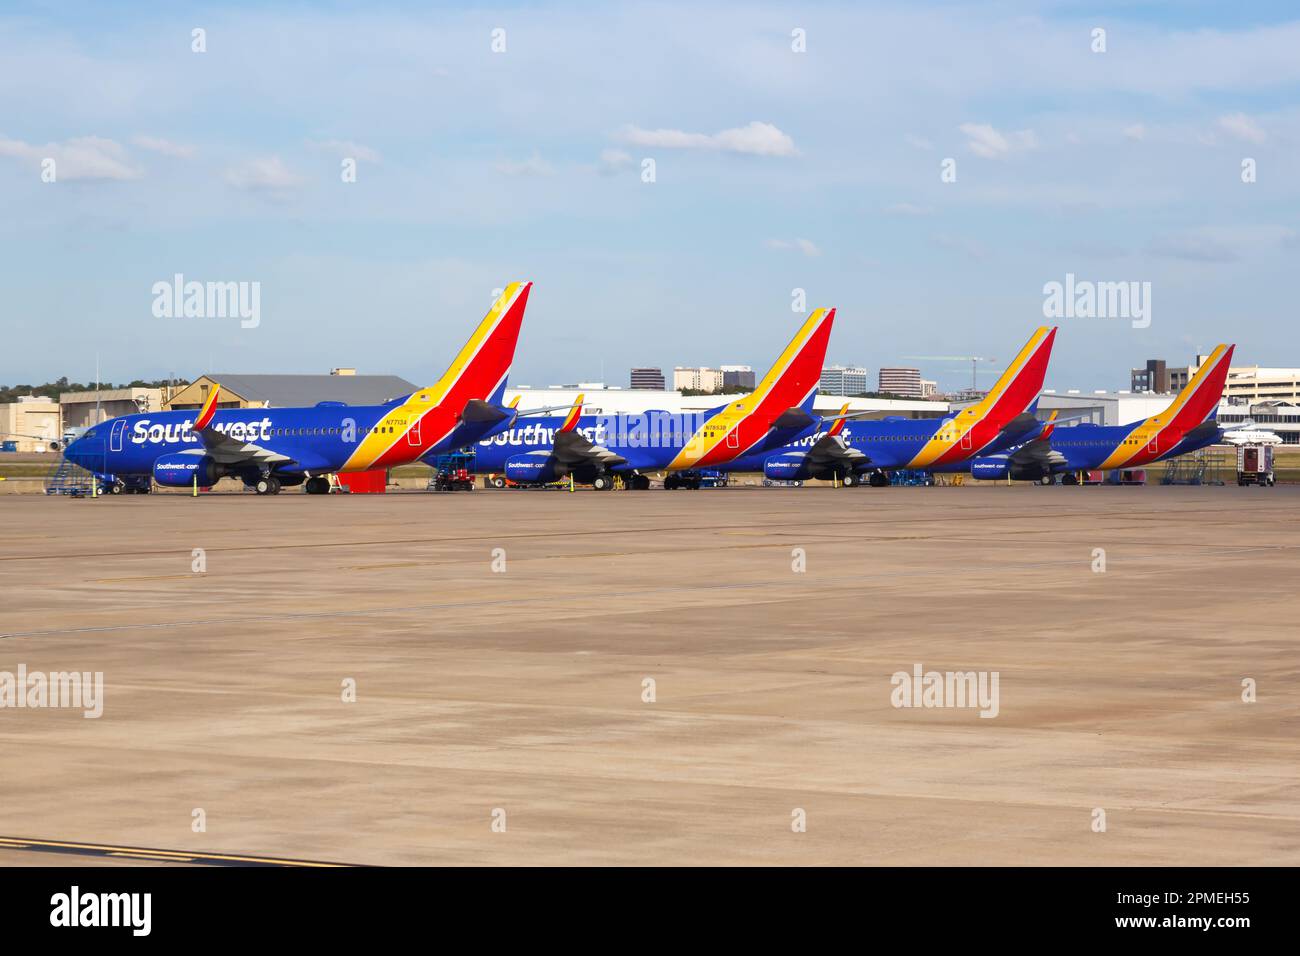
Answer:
[960, 429, 973, 451]
[109, 420, 125, 452]
[407, 414, 422, 446]
[1146, 434, 1158, 454]
[727, 428, 740, 449]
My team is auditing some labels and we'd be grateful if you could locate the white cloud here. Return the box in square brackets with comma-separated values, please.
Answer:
[765, 238, 820, 257]
[131, 135, 195, 158]
[1217, 113, 1266, 144]
[904, 133, 934, 151]
[0, 134, 139, 180]
[596, 148, 633, 175]
[308, 139, 382, 163]
[617, 121, 797, 157]
[223, 155, 302, 192]
[958, 122, 1038, 159]
[494, 152, 553, 177]
[1123, 123, 1147, 142]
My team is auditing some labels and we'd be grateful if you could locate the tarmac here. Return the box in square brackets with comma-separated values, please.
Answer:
[1, 483, 1297, 865]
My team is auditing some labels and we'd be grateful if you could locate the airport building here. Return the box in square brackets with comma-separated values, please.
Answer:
[60, 386, 178, 430]
[630, 367, 665, 390]
[721, 365, 756, 390]
[0, 395, 61, 451]
[1218, 401, 1300, 444]
[819, 365, 870, 397]
[1134, 354, 1300, 403]
[507, 385, 945, 420]
[878, 367, 923, 398]
[165, 370, 419, 411]
[672, 366, 725, 393]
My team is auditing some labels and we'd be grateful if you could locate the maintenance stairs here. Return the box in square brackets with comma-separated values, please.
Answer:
[44, 454, 95, 497]
[1160, 449, 1228, 486]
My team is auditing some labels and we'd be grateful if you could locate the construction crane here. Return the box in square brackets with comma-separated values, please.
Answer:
[903, 355, 996, 391]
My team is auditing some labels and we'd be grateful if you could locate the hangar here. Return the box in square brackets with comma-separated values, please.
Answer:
[166, 370, 419, 412]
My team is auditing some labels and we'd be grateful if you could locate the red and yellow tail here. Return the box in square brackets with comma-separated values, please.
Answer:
[342, 281, 532, 471]
[907, 327, 1056, 468]
[747, 307, 836, 419]
[667, 307, 836, 471]
[1100, 344, 1234, 468]
[424, 281, 531, 408]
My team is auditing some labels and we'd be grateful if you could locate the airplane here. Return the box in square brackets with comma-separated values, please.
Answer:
[744, 326, 1059, 486]
[62, 281, 535, 495]
[464, 307, 837, 489]
[968, 343, 1237, 484]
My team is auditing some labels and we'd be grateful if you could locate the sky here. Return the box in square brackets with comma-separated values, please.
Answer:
[1, 0, 1298, 393]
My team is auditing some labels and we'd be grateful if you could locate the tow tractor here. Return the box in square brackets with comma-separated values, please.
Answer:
[663, 469, 728, 490]
[427, 451, 476, 492]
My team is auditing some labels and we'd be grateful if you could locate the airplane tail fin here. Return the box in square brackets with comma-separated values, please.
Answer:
[559, 393, 584, 434]
[967, 327, 1057, 427]
[747, 307, 836, 424]
[193, 384, 222, 431]
[424, 281, 532, 408]
[1159, 344, 1234, 432]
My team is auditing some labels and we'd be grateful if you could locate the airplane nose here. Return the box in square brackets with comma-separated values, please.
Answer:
[63, 438, 86, 467]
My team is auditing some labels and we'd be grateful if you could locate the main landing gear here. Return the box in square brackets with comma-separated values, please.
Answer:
[304, 476, 331, 495]
[254, 475, 282, 495]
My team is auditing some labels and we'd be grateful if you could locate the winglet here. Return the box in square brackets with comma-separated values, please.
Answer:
[508, 395, 521, 409]
[194, 384, 221, 431]
[827, 402, 851, 437]
[1039, 409, 1060, 441]
[559, 393, 584, 433]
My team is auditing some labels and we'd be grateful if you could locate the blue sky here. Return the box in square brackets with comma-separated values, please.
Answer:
[2, 1, 1298, 392]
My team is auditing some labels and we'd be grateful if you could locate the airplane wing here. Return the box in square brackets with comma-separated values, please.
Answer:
[1004, 411, 1067, 471]
[798, 404, 871, 468]
[552, 430, 627, 468]
[804, 432, 869, 467]
[192, 385, 295, 468]
[550, 393, 627, 469]
[1005, 437, 1067, 472]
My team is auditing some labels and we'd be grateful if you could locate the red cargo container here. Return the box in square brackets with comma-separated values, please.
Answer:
[337, 469, 388, 494]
